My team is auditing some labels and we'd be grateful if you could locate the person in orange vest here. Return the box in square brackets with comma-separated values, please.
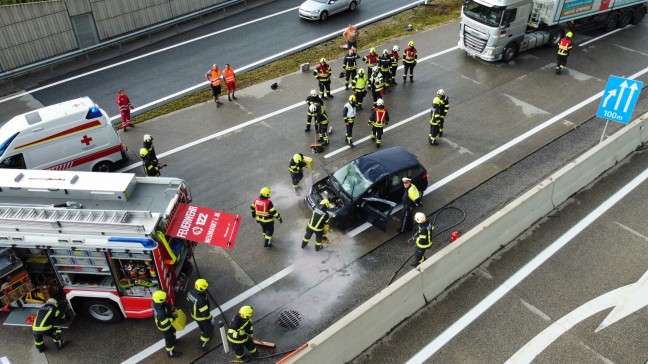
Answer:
[250, 187, 282, 247]
[205, 64, 224, 107]
[369, 98, 389, 148]
[403, 41, 418, 83]
[343, 23, 359, 49]
[313, 58, 333, 99]
[556, 31, 573, 75]
[224, 64, 238, 101]
[116, 89, 135, 132]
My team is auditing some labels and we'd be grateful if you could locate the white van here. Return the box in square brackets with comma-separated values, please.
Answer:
[0, 97, 128, 172]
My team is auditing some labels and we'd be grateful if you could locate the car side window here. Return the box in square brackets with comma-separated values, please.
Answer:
[0, 153, 26, 169]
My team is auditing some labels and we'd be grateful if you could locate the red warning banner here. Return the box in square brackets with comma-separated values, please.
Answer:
[166, 203, 240, 250]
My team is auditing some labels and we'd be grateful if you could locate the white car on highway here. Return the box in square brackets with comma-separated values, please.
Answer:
[299, 0, 361, 21]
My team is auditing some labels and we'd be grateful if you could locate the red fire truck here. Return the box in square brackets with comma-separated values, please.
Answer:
[0, 169, 240, 325]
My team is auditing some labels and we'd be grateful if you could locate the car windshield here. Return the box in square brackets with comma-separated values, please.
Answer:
[332, 161, 373, 200]
[463, 0, 505, 27]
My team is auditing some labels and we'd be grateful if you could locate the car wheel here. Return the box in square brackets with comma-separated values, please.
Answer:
[349, 1, 357, 11]
[81, 299, 122, 324]
[92, 160, 113, 172]
[631, 6, 646, 25]
[320, 11, 329, 21]
[604, 13, 620, 32]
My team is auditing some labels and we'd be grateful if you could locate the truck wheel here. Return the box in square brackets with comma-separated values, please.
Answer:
[604, 13, 620, 32]
[631, 7, 646, 25]
[619, 9, 633, 28]
[81, 299, 122, 324]
[92, 161, 113, 172]
[548, 28, 564, 46]
[502, 43, 518, 62]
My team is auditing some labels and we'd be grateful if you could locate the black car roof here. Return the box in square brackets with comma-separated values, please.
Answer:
[354, 146, 422, 182]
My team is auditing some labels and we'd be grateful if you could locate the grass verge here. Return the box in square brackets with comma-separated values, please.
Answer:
[133, 1, 462, 124]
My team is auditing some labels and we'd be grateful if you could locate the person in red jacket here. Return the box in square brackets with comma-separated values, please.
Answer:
[116, 90, 135, 132]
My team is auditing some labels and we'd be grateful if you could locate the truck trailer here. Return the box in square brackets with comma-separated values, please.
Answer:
[458, 0, 647, 61]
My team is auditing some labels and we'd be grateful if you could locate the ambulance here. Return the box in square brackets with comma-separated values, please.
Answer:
[0, 97, 128, 172]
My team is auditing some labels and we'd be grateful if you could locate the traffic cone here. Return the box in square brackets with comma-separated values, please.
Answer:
[450, 231, 460, 243]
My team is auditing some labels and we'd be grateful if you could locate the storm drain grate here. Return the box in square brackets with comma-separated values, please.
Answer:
[276, 309, 302, 330]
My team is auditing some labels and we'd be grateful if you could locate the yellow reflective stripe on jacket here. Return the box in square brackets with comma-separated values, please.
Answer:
[193, 305, 212, 321]
[32, 310, 53, 331]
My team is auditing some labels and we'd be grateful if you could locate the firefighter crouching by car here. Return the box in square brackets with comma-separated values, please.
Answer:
[228, 305, 260, 362]
[187, 279, 214, 351]
[412, 212, 434, 266]
[250, 187, 283, 247]
[399, 177, 422, 233]
[152, 290, 182, 358]
[302, 199, 331, 252]
[32, 298, 68, 352]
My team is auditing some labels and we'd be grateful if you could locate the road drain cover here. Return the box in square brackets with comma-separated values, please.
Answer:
[276, 309, 302, 330]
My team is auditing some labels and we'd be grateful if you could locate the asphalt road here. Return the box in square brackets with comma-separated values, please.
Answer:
[1, 9, 647, 364]
[0, 0, 424, 121]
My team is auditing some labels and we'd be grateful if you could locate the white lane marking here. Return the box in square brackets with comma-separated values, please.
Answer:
[614, 221, 648, 241]
[578, 27, 626, 47]
[349, 64, 648, 237]
[0, 7, 299, 105]
[406, 161, 648, 364]
[116, 45, 458, 172]
[121, 265, 293, 364]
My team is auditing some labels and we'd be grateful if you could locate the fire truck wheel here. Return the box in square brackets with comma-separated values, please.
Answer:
[81, 299, 122, 324]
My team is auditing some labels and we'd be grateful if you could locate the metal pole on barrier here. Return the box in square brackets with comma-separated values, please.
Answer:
[219, 321, 230, 353]
[600, 119, 610, 143]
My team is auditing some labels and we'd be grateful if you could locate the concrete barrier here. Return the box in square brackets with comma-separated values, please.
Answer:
[286, 111, 648, 363]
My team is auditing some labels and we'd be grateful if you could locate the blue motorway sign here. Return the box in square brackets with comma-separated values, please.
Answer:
[597, 76, 643, 124]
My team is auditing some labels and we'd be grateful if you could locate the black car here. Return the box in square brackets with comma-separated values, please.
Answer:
[305, 146, 428, 230]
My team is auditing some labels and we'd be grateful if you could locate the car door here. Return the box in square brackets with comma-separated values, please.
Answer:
[360, 197, 396, 231]
[328, 0, 345, 14]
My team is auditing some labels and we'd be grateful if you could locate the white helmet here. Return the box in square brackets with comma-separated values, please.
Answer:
[393, 45, 400, 52]
[437, 89, 445, 96]
[47, 298, 58, 306]
[309, 104, 317, 113]
[143, 134, 153, 143]
[376, 99, 384, 106]
[383, 49, 389, 55]
[414, 212, 427, 223]
[372, 66, 379, 74]
[310, 89, 317, 97]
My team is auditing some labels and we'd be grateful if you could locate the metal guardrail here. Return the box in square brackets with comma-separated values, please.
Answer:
[0, 0, 247, 81]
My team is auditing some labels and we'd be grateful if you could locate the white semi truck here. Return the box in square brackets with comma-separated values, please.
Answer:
[458, 0, 647, 61]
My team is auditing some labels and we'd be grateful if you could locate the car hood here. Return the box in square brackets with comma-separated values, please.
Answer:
[300, 0, 324, 12]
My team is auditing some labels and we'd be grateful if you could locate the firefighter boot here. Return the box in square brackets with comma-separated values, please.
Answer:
[36, 344, 45, 353]
[301, 240, 308, 248]
[168, 349, 183, 358]
[199, 339, 209, 350]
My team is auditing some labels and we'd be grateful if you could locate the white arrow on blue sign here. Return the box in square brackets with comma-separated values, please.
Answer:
[597, 75, 643, 125]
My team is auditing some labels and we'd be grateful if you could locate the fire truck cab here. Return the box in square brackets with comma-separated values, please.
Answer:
[0, 169, 196, 325]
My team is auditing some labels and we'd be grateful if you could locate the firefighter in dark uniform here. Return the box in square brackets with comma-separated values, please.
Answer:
[250, 187, 283, 247]
[140, 148, 160, 176]
[436, 89, 450, 137]
[227, 305, 259, 362]
[289, 153, 307, 191]
[32, 298, 68, 352]
[343, 48, 360, 90]
[399, 177, 422, 233]
[310, 103, 330, 145]
[369, 67, 384, 107]
[556, 31, 573, 74]
[314, 58, 333, 99]
[412, 212, 434, 266]
[302, 199, 331, 252]
[187, 279, 214, 350]
[351, 68, 368, 110]
[343, 95, 357, 148]
[363, 47, 379, 78]
[143, 134, 166, 170]
[152, 290, 182, 358]
[403, 40, 418, 83]
[369, 98, 389, 148]
[378, 50, 392, 90]
[305, 89, 324, 132]
[389, 45, 400, 85]
[429, 94, 444, 146]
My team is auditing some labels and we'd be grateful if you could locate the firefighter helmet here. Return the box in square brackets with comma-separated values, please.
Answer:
[152, 290, 167, 303]
[372, 66, 379, 74]
[309, 104, 317, 113]
[195, 278, 209, 291]
[566, 31, 573, 38]
[414, 212, 427, 223]
[143, 134, 153, 143]
[293, 153, 303, 164]
[320, 58, 327, 63]
[46, 298, 58, 306]
[310, 89, 317, 97]
[383, 49, 389, 54]
[402, 177, 412, 183]
[139, 148, 149, 158]
[437, 89, 445, 96]
[408, 41, 415, 47]
[393, 45, 400, 52]
[349, 95, 356, 103]
[358, 68, 365, 75]
[320, 199, 330, 208]
[370, 47, 376, 53]
[377, 98, 384, 106]
[260, 187, 271, 198]
[240, 305, 254, 319]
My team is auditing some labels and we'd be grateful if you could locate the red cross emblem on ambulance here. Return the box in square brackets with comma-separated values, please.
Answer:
[80, 135, 93, 146]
